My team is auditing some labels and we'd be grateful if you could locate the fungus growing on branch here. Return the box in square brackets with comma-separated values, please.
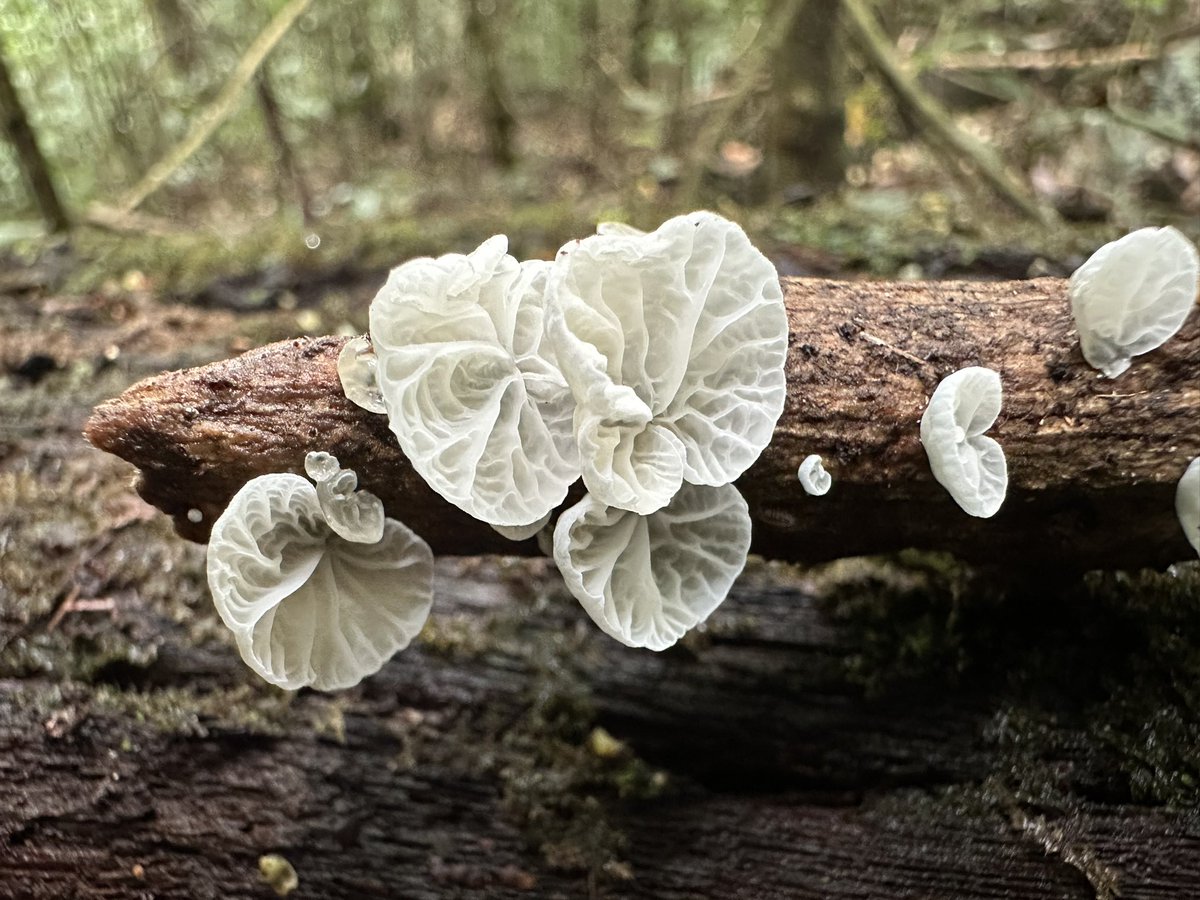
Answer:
[1069, 226, 1199, 378]
[919, 366, 1008, 519]
[206, 455, 433, 691]
[552, 482, 752, 650]
[547, 211, 788, 515]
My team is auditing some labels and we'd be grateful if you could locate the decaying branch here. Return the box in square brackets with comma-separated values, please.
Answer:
[85, 277, 1200, 574]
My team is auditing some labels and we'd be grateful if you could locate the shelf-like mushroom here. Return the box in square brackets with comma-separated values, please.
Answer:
[206, 465, 433, 691]
[337, 335, 387, 415]
[547, 211, 788, 515]
[797, 454, 832, 496]
[369, 237, 579, 528]
[552, 482, 752, 651]
[919, 366, 1008, 518]
[1177, 457, 1200, 558]
[1069, 226, 1200, 378]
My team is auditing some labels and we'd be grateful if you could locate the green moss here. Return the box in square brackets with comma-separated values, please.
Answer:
[822, 552, 1200, 807]
[91, 683, 293, 738]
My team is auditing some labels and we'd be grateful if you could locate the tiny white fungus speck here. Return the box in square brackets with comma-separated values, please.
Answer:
[186, 508, 202, 523]
[797, 454, 832, 496]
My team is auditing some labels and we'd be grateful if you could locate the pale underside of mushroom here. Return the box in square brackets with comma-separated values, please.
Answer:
[797, 454, 831, 496]
[1177, 457, 1200, 558]
[1069, 226, 1200, 378]
[919, 366, 1008, 519]
[369, 237, 579, 528]
[552, 482, 752, 651]
[207, 471, 433, 691]
[547, 211, 788, 516]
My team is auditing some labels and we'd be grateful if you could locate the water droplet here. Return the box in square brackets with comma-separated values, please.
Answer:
[187, 508, 203, 523]
[305, 233, 321, 250]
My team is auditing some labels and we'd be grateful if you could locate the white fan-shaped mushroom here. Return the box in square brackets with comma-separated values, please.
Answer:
[547, 211, 788, 515]
[1069, 226, 1199, 378]
[552, 482, 752, 651]
[919, 366, 1008, 518]
[797, 454, 831, 496]
[370, 238, 580, 528]
[1177, 457, 1199, 557]
[337, 336, 387, 414]
[304, 451, 385, 544]
[207, 472, 433, 691]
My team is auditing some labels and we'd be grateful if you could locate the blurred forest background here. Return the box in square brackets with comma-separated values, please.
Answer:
[1, 0, 1198, 292]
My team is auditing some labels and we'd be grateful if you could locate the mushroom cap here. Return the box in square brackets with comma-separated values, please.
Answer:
[547, 211, 788, 515]
[919, 366, 1008, 518]
[369, 238, 580, 528]
[337, 336, 387, 415]
[1177, 457, 1200, 558]
[552, 482, 752, 651]
[797, 454, 831, 496]
[207, 473, 433, 691]
[1069, 226, 1199, 378]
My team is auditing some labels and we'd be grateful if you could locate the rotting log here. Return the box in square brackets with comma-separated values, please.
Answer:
[84, 277, 1200, 573]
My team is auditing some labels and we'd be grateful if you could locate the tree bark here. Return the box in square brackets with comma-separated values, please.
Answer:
[0, 35, 70, 233]
[84, 277, 1200, 573]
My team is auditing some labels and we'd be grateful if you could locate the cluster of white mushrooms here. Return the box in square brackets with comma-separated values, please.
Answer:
[208, 211, 787, 687]
[206, 217, 1199, 692]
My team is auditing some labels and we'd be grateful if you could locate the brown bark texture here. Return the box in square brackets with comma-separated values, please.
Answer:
[84, 277, 1200, 573]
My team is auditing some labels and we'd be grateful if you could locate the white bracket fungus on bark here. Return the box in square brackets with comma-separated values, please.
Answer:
[206, 457, 433, 691]
[919, 366, 1008, 518]
[1069, 226, 1199, 378]
[552, 482, 752, 651]
[369, 236, 579, 528]
[1177, 457, 1200, 558]
[797, 454, 831, 496]
[546, 211, 788, 515]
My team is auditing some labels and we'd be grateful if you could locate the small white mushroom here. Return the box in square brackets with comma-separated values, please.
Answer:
[304, 451, 385, 544]
[797, 454, 831, 496]
[547, 211, 788, 515]
[337, 336, 387, 414]
[1177, 457, 1199, 557]
[552, 482, 752, 651]
[919, 366, 1008, 518]
[1069, 226, 1199, 378]
[369, 237, 580, 528]
[207, 470, 433, 691]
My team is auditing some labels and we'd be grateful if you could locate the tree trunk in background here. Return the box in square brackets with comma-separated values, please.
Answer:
[580, 0, 604, 146]
[765, 0, 845, 197]
[0, 36, 70, 232]
[464, 0, 516, 169]
[629, 0, 655, 88]
[665, 2, 694, 156]
[255, 64, 315, 225]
